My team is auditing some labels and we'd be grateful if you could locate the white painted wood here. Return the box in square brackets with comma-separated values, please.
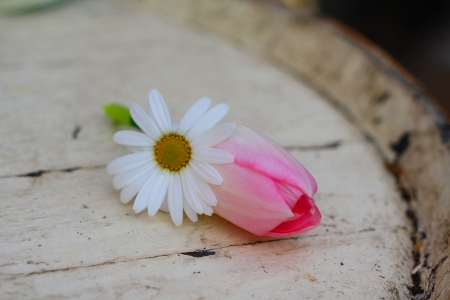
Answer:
[0, 143, 411, 299]
[0, 0, 357, 177]
[0, 0, 423, 299]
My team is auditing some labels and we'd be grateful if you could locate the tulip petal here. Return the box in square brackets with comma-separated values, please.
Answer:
[113, 130, 154, 147]
[187, 103, 229, 139]
[275, 179, 304, 210]
[215, 125, 317, 198]
[192, 147, 234, 164]
[178, 97, 211, 134]
[266, 196, 322, 237]
[211, 163, 294, 236]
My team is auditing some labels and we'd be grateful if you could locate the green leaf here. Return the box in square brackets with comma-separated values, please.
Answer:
[0, 0, 68, 14]
[103, 103, 139, 129]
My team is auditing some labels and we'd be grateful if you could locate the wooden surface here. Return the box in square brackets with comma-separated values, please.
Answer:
[2, 0, 449, 299]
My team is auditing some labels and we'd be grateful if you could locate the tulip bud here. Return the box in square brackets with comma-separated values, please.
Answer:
[211, 125, 321, 236]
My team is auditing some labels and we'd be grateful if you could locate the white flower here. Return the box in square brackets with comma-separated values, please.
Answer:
[106, 89, 236, 226]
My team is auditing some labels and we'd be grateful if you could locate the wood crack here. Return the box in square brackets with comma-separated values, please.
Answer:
[425, 255, 449, 299]
[0, 165, 105, 179]
[0, 140, 352, 180]
[283, 140, 342, 151]
[1, 227, 380, 278]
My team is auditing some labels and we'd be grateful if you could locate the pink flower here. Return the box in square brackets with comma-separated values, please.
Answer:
[211, 125, 321, 236]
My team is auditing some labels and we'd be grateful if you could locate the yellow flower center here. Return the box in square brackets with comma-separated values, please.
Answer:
[154, 133, 192, 172]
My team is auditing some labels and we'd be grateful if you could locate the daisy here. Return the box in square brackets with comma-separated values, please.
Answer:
[106, 89, 236, 226]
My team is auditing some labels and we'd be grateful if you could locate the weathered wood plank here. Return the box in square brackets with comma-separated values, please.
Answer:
[0, 142, 411, 298]
[0, 0, 425, 298]
[1, 142, 407, 270]
[142, 0, 450, 298]
[0, 0, 356, 177]
[0, 229, 406, 300]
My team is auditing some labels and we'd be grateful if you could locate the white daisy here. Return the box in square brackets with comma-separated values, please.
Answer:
[106, 89, 236, 226]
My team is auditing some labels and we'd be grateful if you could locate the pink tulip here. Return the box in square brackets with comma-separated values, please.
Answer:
[210, 125, 321, 236]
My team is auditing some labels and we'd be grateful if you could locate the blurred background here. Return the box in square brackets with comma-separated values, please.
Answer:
[318, 0, 450, 116]
[2, 0, 450, 116]
[284, 0, 450, 115]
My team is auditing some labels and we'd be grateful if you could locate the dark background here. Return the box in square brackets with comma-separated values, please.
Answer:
[319, 0, 450, 116]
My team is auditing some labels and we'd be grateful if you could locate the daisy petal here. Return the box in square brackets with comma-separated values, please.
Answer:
[132, 195, 147, 214]
[192, 147, 234, 164]
[201, 201, 213, 216]
[190, 123, 237, 149]
[147, 172, 170, 216]
[148, 89, 172, 132]
[177, 97, 211, 134]
[130, 103, 161, 140]
[168, 173, 184, 226]
[181, 169, 204, 214]
[113, 131, 154, 147]
[106, 152, 153, 175]
[126, 146, 150, 153]
[191, 172, 218, 206]
[113, 162, 156, 189]
[183, 200, 199, 222]
[120, 175, 147, 204]
[190, 161, 223, 185]
[187, 103, 230, 138]
[160, 196, 169, 212]
[133, 170, 160, 213]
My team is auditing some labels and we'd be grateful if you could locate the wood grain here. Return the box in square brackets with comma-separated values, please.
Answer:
[2, 0, 448, 298]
